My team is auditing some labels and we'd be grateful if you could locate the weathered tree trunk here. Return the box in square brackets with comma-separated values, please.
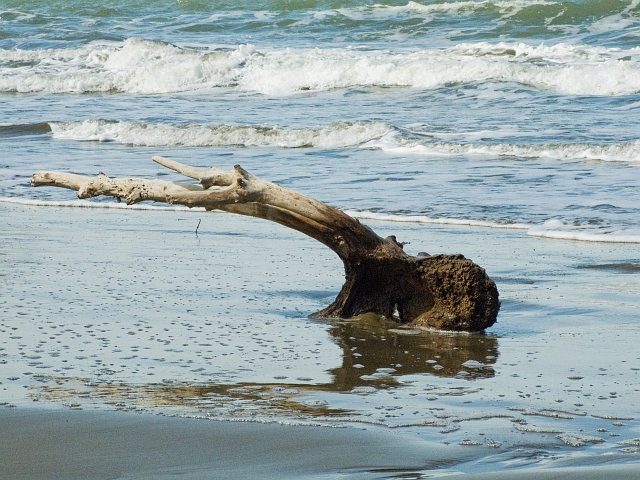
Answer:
[31, 156, 499, 332]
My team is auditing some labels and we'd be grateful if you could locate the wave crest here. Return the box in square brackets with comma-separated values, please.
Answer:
[0, 39, 253, 94]
[2, 40, 640, 96]
[364, 133, 640, 163]
[48, 119, 392, 148]
[347, 211, 640, 243]
[46, 119, 640, 164]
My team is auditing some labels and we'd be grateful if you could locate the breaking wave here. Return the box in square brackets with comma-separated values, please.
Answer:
[48, 119, 392, 148]
[527, 219, 640, 243]
[371, 0, 557, 16]
[2, 39, 640, 95]
[46, 119, 640, 164]
[365, 132, 640, 163]
[348, 211, 640, 243]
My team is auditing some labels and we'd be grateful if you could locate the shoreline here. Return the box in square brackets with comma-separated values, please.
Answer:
[1, 408, 639, 480]
[3, 197, 640, 244]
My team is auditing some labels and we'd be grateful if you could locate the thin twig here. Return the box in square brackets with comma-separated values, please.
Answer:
[195, 218, 201, 235]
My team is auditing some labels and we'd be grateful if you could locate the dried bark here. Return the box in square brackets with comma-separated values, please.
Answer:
[31, 156, 499, 331]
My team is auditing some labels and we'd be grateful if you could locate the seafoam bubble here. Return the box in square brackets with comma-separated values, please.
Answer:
[461, 360, 488, 369]
[460, 439, 483, 446]
[618, 438, 640, 446]
[556, 433, 605, 447]
[522, 409, 575, 420]
[516, 426, 564, 433]
[351, 386, 376, 395]
[302, 399, 328, 407]
[591, 414, 635, 421]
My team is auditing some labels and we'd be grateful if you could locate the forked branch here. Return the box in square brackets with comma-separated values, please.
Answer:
[31, 156, 499, 331]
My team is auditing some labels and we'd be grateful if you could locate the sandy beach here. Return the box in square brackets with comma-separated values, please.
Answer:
[1, 408, 640, 480]
[0, 408, 462, 480]
[2, 201, 640, 478]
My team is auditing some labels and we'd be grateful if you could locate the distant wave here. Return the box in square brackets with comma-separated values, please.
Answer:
[382, 0, 556, 15]
[347, 211, 640, 244]
[5, 0, 633, 36]
[334, 0, 640, 27]
[527, 219, 640, 243]
[2, 39, 640, 96]
[48, 119, 392, 148]
[300, 0, 560, 23]
[4, 197, 639, 244]
[365, 133, 640, 163]
[0, 122, 52, 138]
[46, 119, 640, 164]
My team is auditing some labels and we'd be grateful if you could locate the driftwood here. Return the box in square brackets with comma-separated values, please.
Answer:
[31, 156, 499, 332]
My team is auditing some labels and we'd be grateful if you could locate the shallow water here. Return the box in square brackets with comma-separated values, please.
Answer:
[1, 0, 640, 475]
[2, 203, 640, 473]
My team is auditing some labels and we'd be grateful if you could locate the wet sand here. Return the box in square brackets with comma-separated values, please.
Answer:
[1, 408, 639, 480]
[0, 408, 465, 480]
[2, 202, 640, 477]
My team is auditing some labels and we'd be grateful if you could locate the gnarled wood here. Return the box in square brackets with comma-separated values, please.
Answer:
[32, 156, 499, 332]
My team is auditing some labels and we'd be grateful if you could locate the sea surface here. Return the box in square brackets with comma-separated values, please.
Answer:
[2, 1, 640, 477]
[2, 0, 640, 241]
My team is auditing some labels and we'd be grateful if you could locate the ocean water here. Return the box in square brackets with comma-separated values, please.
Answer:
[2, 0, 640, 475]
[2, 0, 640, 241]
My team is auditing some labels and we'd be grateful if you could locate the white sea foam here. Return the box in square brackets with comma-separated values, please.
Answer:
[46, 119, 640, 164]
[4, 198, 639, 244]
[527, 219, 640, 243]
[364, 133, 640, 163]
[347, 211, 640, 244]
[586, 0, 640, 35]
[380, 0, 557, 17]
[236, 42, 640, 96]
[0, 196, 204, 212]
[345, 210, 530, 230]
[48, 120, 392, 148]
[0, 39, 253, 94]
[2, 40, 640, 96]
[317, 0, 557, 22]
